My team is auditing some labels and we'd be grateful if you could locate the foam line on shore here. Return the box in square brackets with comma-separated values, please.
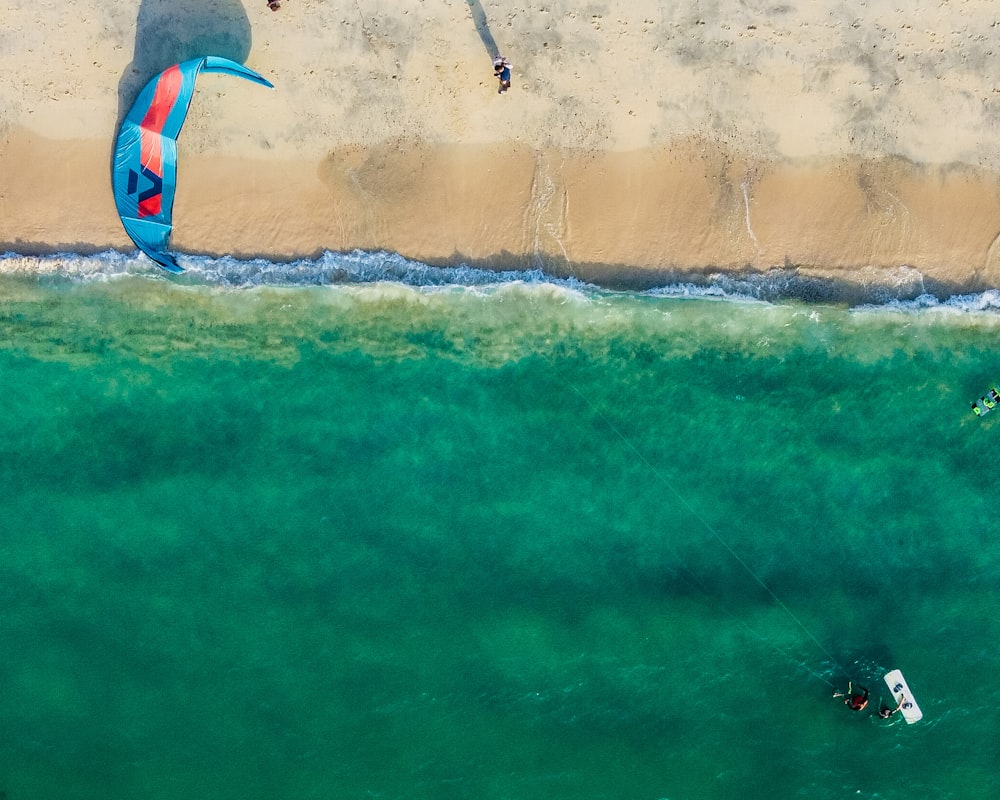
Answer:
[7, 249, 1000, 314]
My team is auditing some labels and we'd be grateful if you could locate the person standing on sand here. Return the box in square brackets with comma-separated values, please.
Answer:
[493, 55, 512, 94]
[268, 0, 282, 10]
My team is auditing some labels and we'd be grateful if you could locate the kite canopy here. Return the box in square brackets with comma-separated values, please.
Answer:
[112, 56, 273, 273]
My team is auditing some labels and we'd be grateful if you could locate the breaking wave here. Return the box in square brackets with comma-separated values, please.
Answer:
[4, 248, 1000, 312]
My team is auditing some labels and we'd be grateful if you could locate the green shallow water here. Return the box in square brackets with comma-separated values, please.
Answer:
[1, 277, 999, 799]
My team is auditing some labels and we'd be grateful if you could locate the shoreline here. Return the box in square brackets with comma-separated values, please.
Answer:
[3, 128, 1000, 295]
[0, 245, 977, 309]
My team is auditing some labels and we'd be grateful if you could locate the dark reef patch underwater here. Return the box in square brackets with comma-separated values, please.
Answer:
[1, 250, 999, 799]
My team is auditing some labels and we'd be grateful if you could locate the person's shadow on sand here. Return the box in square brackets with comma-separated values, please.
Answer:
[466, 0, 500, 60]
[116, 0, 254, 124]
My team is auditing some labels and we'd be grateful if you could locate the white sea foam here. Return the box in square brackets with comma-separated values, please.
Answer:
[5, 248, 1000, 313]
[856, 290, 1000, 315]
[0, 249, 588, 290]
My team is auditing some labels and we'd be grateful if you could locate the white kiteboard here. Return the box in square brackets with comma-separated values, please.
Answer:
[883, 669, 922, 724]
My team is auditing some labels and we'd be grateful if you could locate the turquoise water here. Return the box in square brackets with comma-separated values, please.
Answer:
[2, 259, 1000, 799]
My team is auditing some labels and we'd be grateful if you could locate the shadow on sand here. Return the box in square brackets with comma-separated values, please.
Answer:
[466, 0, 500, 60]
[116, 0, 254, 124]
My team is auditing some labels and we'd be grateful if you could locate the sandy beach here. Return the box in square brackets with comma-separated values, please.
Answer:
[3, 0, 1000, 291]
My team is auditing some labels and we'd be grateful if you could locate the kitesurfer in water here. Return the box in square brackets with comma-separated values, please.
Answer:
[877, 694, 904, 719]
[972, 387, 1000, 416]
[494, 56, 512, 93]
[833, 681, 869, 711]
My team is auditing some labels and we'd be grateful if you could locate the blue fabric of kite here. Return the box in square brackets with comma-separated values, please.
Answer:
[112, 56, 273, 273]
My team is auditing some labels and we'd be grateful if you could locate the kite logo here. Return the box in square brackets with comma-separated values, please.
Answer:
[127, 165, 163, 218]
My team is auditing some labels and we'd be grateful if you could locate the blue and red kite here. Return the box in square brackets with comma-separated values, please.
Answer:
[112, 56, 273, 273]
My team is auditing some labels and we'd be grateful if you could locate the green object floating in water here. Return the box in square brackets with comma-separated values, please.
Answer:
[971, 386, 1000, 416]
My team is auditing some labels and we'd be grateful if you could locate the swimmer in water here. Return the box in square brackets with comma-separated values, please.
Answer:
[832, 680, 869, 711]
[877, 694, 905, 719]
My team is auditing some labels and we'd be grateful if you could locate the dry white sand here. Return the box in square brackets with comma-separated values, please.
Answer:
[3, 0, 1000, 290]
